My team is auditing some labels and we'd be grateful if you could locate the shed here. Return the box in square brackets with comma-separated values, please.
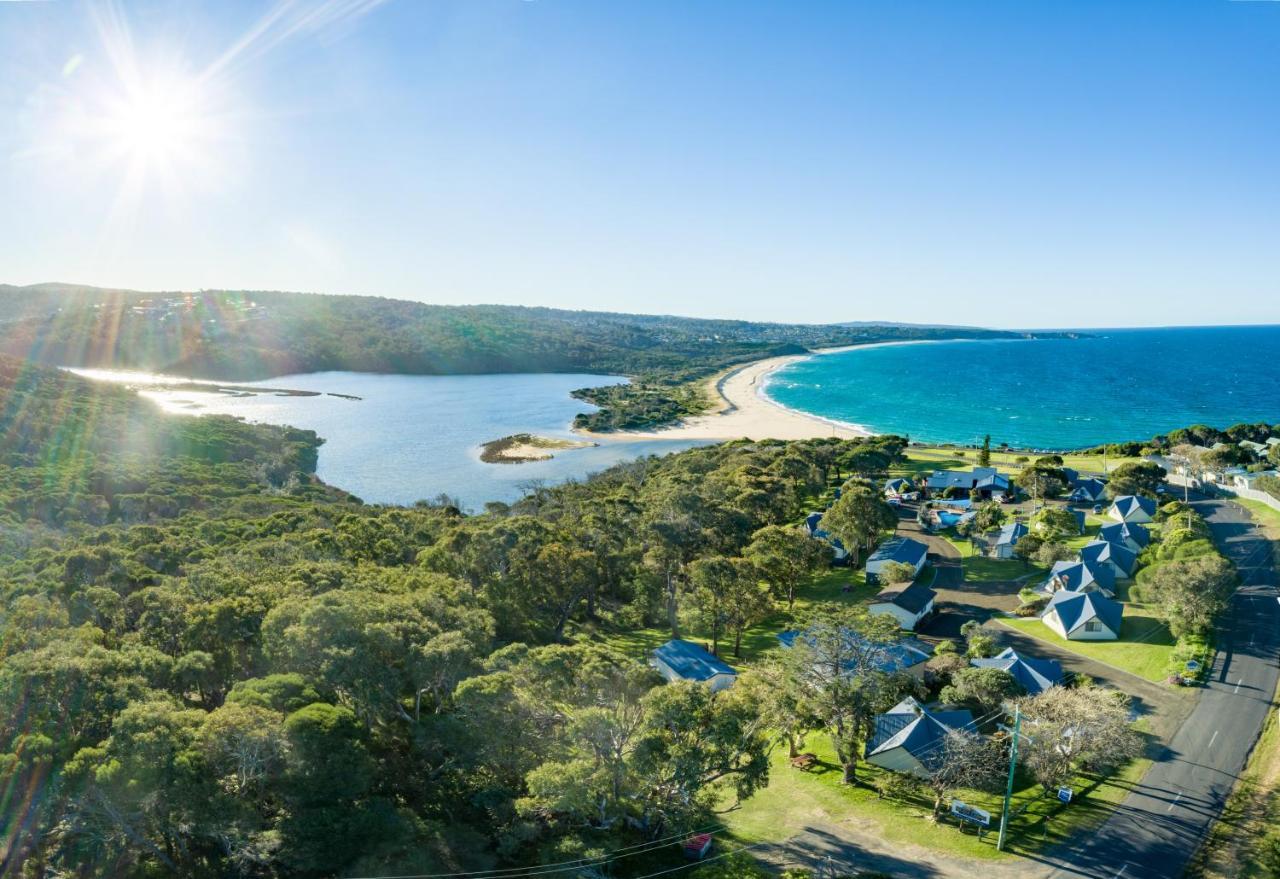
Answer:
[650, 640, 737, 692]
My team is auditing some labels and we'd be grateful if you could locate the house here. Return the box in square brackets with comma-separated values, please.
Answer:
[865, 537, 928, 583]
[1241, 440, 1269, 457]
[924, 467, 1011, 500]
[990, 521, 1028, 559]
[865, 697, 977, 779]
[804, 511, 849, 563]
[1041, 590, 1123, 641]
[869, 580, 937, 630]
[1267, 437, 1280, 450]
[1069, 478, 1108, 504]
[1098, 521, 1150, 553]
[970, 648, 1063, 696]
[1042, 559, 1116, 598]
[776, 630, 935, 677]
[884, 477, 913, 497]
[650, 640, 737, 692]
[1234, 470, 1280, 491]
[1061, 467, 1080, 486]
[1080, 538, 1138, 578]
[1108, 494, 1156, 524]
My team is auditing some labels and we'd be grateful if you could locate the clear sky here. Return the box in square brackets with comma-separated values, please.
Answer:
[1, 0, 1277, 328]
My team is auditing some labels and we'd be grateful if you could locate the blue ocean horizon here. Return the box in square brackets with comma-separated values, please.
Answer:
[763, 325, 1280, 450]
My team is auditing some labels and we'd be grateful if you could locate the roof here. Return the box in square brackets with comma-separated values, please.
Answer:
[925, 467, 1001, 490]
[885, 477, 913, 493]
[776, 630, 934, 674]
[1043, 590, 1123, 636]
[1070, 478, 1108, 501]
[866, 697, 976, 771]
[995, 522, 1028, 547]
[867, 537, 928, 567]
[1098, 521, 1151, 548]
[873, 579, 937, 615]
[1043, 559, 1116, 596]
[651, 639, 736, 681]
[1081, 539, 1138, 575]
[1111, 495, 1156, 518]
[971, 648, 1063, 695]
[804, 512, 846, 551]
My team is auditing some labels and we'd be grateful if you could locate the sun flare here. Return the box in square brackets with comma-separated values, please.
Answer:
[98, 75, 213, 166]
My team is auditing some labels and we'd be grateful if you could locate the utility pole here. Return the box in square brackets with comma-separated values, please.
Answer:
[997, 705, 1022, 851]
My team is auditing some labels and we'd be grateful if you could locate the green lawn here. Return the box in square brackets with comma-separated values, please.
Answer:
[722, 730, 1151, 861]
[902, 447, 1144, 476]
[997, 611, 1175, 683]
[1235, 498, 1280, 568]
[580, 569, 880, 666]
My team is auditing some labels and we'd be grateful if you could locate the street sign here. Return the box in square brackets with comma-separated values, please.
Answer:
[1185, 660, 1200, 673]
[1057, 787, 1073, 804]
[951, 800, 991, 827]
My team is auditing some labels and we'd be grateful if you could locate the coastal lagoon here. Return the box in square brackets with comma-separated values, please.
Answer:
[73, 370, 705, 510]
[764, 325, 1280, 449]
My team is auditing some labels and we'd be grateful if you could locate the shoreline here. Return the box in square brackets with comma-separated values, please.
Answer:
[576, 341, 940, 442]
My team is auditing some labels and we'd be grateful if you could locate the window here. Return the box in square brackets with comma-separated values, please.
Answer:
[1084, 620, 1101, 632]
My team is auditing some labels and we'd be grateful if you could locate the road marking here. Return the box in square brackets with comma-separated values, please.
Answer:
[1167, 790, 1183, 812]
[1235, 679, 1244, 694]
[1209, 730, 1219, 749]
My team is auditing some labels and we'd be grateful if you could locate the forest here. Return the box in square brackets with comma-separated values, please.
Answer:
[0, 357, 916, 877]
[0, 284, 1061, 432]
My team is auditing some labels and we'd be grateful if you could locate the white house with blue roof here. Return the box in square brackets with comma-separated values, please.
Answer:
[804, 511, 849, 563]
[1042, 558, 1116, 598]
[990, 521, 1028, 559]
[1081, 538, 1138, 579]
[970, 648, 1063, 695]
[1042, 590, 1123, 641]
[776, 630, 935, 678]
[1098, 521, 1150, 554]
[1069, 478, 1108, 504]
[1108, 494, 1156, 524]
[865, 536, 928, 583]
[865, 697, 977, 779]
[650, 639, 737, 692]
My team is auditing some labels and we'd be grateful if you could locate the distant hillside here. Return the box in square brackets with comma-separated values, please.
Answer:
[0, 283, 1069, 430]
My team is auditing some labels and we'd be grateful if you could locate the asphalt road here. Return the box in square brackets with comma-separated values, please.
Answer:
[1041, 497, 1280, 879]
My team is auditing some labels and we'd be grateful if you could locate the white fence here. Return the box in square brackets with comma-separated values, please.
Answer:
[1165, 472, 1280, 515]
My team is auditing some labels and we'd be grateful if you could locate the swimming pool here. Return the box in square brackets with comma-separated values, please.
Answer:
[937, 511, 965, 527]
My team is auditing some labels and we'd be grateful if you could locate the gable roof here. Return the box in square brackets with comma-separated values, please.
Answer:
[1043, 590, 1123, 636]
[866, 697, 976, 772]
[1044, 559, 1116, 596]
[873, 579, 937, 615]
[971, 647, 1063, 695]
[804, 512, 846, 551]
[885, 477, 913, 493]
[1070, 478, 1108, 501]
[867, 537, 928, 567]
[776, 630, 934, 674]
[995, 522, 1028, 547]
[1098, 521, 1151, 548]
[651, 640, 736, 681]
[1110, 495, 1156, 519]
[1081, 539, 1138, 575]
[925, 467, 1005, 491]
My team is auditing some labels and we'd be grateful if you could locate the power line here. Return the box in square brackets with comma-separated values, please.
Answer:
[344, 822, 728, 879]
[624, 842, 770, 879]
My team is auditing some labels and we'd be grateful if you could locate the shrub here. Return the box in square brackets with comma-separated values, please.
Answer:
[874, 771, 924, 802]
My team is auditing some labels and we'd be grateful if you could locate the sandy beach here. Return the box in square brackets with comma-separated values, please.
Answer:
[581, 350, 870, 442]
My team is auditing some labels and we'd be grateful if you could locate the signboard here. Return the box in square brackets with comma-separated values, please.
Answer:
[1057, 787, 1073, 804]
[1185, 660, 1200, 673]
[950, 800, 991, 827]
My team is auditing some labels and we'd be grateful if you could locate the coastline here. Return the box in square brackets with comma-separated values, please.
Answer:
[576, 342, 922, 442]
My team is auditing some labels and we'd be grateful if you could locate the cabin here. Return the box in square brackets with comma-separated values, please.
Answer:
[990, 521, 1028, 559]
[884, 477, 913, 498]
[869, 580, 937, 631]
[970, 648, 1063, 696]
[776, 630, 935, 678]
[1241, 440, 1269, 458]
[650, 639, 737, 692]
[924, 467, 1011, 501]
[1080, 538, 1138, 578]
[1098, 521, 1150, 553]
[1068, 478, 1108, 504]
[803, 511, 849, 563]
[1108, 494, 1156, 524]
[1042, 590, 1123, 641]
[1042, 559, 1116, 598]
[865, 537, 928, 583]
[865, 697, 977, 779]
[1234, 470, 1280, 491]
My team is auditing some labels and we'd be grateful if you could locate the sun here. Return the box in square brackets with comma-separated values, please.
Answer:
[93, 71, 218, 170]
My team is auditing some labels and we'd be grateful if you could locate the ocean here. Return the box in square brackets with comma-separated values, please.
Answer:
[72, 369, 705, 511]
[763, 325, 1280, 450]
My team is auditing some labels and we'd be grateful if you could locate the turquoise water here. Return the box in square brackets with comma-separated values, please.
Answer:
[765, 326, 1280, 449]
[75, 370, 705, 511]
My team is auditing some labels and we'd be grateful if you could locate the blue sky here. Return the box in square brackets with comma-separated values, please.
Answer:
[1, 0, 1276, 328]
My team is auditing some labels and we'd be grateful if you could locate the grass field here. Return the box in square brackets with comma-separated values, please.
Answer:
[940, 532, 1045, 584]
[722, 730, 1151, 861]
[902, 447, 1144, 476]
[997, 612, 1175, 683]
